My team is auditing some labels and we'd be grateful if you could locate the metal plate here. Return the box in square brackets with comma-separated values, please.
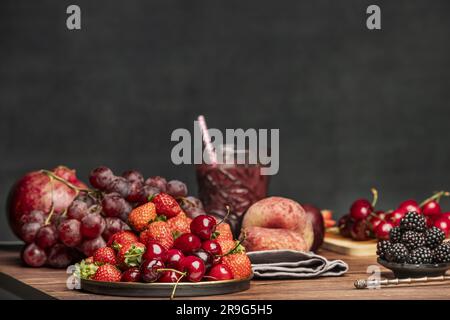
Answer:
[81, 276, 252, 297]
[378, 258, 450, 278]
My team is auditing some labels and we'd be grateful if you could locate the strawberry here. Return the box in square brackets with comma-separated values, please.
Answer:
[107, 231, 139, 250]
[214, 223, 233, 241]
[139, 221, 174, 250]
[217, 239, 237, 255]
[77, 258, 98, 280]
[128, 202, 157, 232]
[222, 253, 252, 280]
[92, 264, 122, 282]
[167, 212, 192, 236]
[152, 192, 182, 218]
[117, 242, 146, 268]
[93, 247, 118, 266]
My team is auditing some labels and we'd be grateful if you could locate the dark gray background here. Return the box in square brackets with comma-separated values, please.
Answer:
[1, 0, 450, 241]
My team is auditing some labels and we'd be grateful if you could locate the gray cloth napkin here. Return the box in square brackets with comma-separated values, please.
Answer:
[247, 250, 348, 279]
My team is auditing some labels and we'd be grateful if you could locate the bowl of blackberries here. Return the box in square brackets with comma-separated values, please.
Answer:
[377, 211, 450, 278]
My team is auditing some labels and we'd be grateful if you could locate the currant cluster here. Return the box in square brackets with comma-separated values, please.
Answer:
[377, 211, 450, 264]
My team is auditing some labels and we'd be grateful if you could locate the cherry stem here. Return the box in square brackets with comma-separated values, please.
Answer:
[156, 268, 186, 276]
[156, 268, 187, 300]
[216, 205, 231, 226]
[371, 188, 378, 208]
[419, 191, 450, 207]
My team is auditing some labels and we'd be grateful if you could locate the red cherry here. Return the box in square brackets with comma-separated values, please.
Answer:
[374, 220, 394, 240]
[350, 220, 371, 241]
[121, 267, 141, 282]
[163, 249, 184, 269]
[191, 249, 213, 271]
[201, 240, 222, 256]
[207, 264, 234, 281]
[350, 199, 373, 221]
[179, 256, 205, 282]
[190, 215, 216, 240]
[140, 259, 164, 283]
[173, 233, 201, 254]
[442, 212, 450, 221]
[398, 199, 421, 214]
[434, 218, 450, 237]
[388, 210, 406, 227]
[338, 214, 354, 238]
[143, 241, 166, 261]
[422, 200, 441, 216]
[158, 270, 180, 283]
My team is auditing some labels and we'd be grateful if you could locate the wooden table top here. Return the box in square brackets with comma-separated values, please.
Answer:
[1, 247, 450, 300]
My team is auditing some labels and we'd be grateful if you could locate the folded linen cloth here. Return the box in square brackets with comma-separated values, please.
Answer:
[247, 249, 348, 279]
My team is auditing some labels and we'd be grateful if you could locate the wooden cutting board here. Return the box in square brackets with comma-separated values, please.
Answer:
[323, 228, 377, 256]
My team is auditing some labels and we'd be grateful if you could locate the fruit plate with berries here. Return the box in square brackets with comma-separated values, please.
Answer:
[80, 275, 252, 298]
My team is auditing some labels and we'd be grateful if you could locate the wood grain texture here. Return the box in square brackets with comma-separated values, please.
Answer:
[323, 229, 377, 256]
[1, 249, 450, 300]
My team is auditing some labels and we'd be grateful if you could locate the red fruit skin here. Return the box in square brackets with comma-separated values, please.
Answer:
[434, 218, 450, 237]
[190, 215, 216, 240]
[207, 264, 234, 281]
[21, 243, 47, 267]
[164, 249, 184, 270]
[350, 199, 373, 221]
[47, 244, 73, 268]
[79, 236, 106, 257]
[158, 271, 180, 283]
[374, 220, 394, 240]
[302, 204, 325, 252]
[201, 240, 222, 256]
[143, 241, 166, 261]
[398, 199, 421, 214]
[93, 264, 122, 282]
[422, 201, 441, 216]
[121, 267, 141, 282]
[388, 210, 406, 227]
[7, 166, 87, 239]
[152, 192, 182, 218]
[179, 256, 206, 282]
[173, 233, 202, 254]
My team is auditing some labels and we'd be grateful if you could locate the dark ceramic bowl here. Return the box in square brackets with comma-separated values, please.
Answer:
[378, 258, 450, 278]
[81, 275, 252, 297]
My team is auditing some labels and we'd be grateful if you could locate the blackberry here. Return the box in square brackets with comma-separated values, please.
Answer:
[385, 243, 408, 263]
[432, 242, 450, 263]
[425, 227, 445, 249]
[389, 227, 402, 243]
[376, 240, 391, 259]
[400, 211, 426, 232]
[401, 231, 425, 250]
[406, 247, 432, 264]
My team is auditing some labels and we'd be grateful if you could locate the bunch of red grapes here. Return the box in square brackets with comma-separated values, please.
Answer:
[21, 166, 206, 268]
[339, 189, 450, 241]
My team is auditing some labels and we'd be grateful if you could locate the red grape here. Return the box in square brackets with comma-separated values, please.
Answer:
[21, 222, 42, 243]
[166, 180, 188, 198]
[89, 166, 114, 190]
[67, 200, 89, 221]
[47, 244, 73, 268]
[145, 176, 167, 192]
[126, 181, 144, 203]
[102, 217, 130, 241]
[22, 243, 47, 267]
[58, 219, 82, 247]
[107, 177, 131, 198]
[79, 236, 106, 256]
[138, 185, 160, 204]
[35, 225, 58, 249]
[102, 192, 128, 217]
[122, 170, 144, 184]
[80, 214, 106, 239]
[20, 210, 45, 225]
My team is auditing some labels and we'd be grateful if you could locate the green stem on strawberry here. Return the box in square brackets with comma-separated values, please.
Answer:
[371, 188, 378, 208]
[419, 191, 450, 207]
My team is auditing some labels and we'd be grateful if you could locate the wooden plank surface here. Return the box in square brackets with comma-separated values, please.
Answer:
[1, 248, 450, 300]
[323, 229, 377, 256]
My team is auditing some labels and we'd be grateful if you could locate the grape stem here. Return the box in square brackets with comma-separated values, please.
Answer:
[419, 191, 450, 207]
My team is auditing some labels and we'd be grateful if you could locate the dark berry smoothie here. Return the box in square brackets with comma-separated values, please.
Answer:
[195, 163, 269, 236]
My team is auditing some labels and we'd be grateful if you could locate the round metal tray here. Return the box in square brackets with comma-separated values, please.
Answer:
[81, 276, 252, 297]
[378, 258, 450, 278]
